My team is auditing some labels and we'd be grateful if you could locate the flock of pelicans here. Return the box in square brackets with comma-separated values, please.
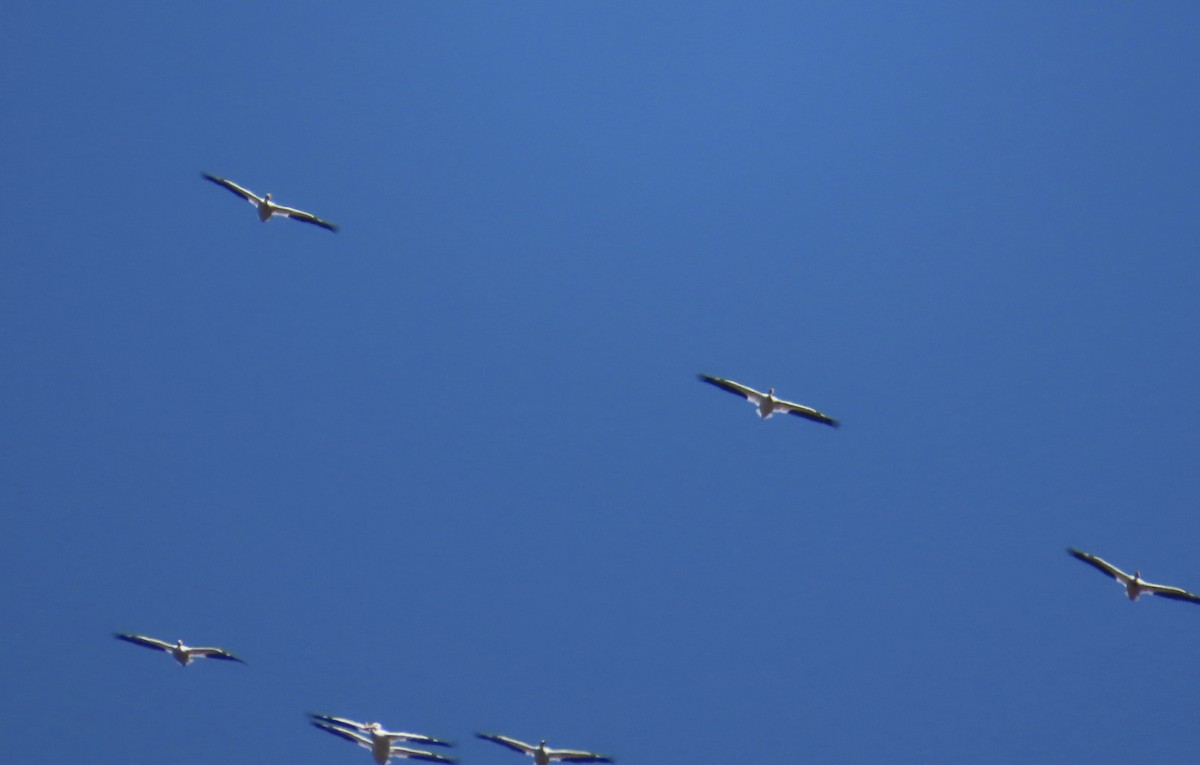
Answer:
[114, 176, 1200, 765]
[114, 627, 616, 765]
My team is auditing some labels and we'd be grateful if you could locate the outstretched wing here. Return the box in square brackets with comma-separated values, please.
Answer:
[312, 721, 373, 749]
[1067, 548, 1131, 584]
[114, 633, 173, 653]
[697, 374, 766, 404]
[389, 745, 456, 764]
[1145, 584, 1200, 605]
[384, 731, 453, 748]
[777, 398, 840, 428]
[202, 173, 262, 205]
[476, 733, 537, 755]
[191, 646, 246, 664]
[310, 713, 369, 731]
[273, 204, 339, 232]
[547, 749, 614, 764]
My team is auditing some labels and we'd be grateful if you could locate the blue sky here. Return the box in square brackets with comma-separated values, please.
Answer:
[3, 2, 1200, 763]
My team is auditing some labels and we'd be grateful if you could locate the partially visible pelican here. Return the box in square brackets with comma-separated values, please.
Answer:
[697, 374, 839, 427]
[311, 718, 454, 765]
[476, 733, 614, 765]
[202, 173, 338, 232]
[1067, 548, 1200, 604]
[113, 633, 246, 666]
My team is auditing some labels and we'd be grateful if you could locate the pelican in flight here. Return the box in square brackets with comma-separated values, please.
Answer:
[310, 714, 452, 749]
[476, 733, 614, 765]
[1067, 548, 1200, 605]
[697, 374, 839, 427]
[113, 633, 246, 666]
[202, 173, 338, 232]
[311, 716, 454, 765]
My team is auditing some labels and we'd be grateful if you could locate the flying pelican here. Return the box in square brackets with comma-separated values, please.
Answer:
[311, 720, 455, 765]
[309, 713, 452, 748]
[1067, 548, 1200, 604]
[113, 633, 246, 666]
[697, 374, 839, 427]
[201, 173, 338, 232]
[475, 733, 614, 765]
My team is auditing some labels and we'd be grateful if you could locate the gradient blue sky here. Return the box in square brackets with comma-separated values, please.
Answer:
[4, 3, 1200, 764]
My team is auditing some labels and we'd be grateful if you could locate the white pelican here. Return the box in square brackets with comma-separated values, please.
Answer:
[311, 720, 455, 765]
[202, 173, 338, 232]
[1067, 548, 1200, 604]
[697, 374, 839, 427]
[475, 733, 614, 765]
[310, 714, 452, 748]
[113, 633, 246, 666]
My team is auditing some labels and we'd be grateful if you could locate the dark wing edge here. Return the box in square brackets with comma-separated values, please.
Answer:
[557, 755, 615, 764]
[1152, 589, 1200, 605]
[309, 713, 364, 730]
[785, 406, 840, 428]
[392, 746, 457, 764]
[1066, 548, 1121, 581]
[286, 213, 339, 232]
[404, 735, 454, 748]
[475, 733, 534, 754]
[696, 374, 750, 400]
[203, 650, 246, 664]
[113, 633, 169, 652]
[201, 173, 257, 202]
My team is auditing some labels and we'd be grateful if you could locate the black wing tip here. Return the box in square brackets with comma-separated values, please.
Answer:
[212, 653, 247, 664]
[1152, 589, 1200, 604]
[290, 215, 339, 232]
[696, 376, 739, 398]
[784, 408, 840, 427]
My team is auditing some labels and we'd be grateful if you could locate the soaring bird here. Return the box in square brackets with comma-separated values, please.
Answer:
[310, 714, 452, 749]
[113, 633, 246, 666]
[476, 733, 613, 765]
[697, 374, 839, 427]
[202, 173, 338, 232]
[311, 718, 454, 765]
[1067, 548, 1200, 604]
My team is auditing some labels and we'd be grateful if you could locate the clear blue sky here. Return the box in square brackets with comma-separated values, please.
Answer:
[3, 3, 1200, 763]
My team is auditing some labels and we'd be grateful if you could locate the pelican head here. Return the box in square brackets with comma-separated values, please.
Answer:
[1134, 570, 1142, 582]
[540, 741, 548, 748]
[176, 639, 185, 648]
[264, 192, 272, 201]
[767, 387, 775, 397]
